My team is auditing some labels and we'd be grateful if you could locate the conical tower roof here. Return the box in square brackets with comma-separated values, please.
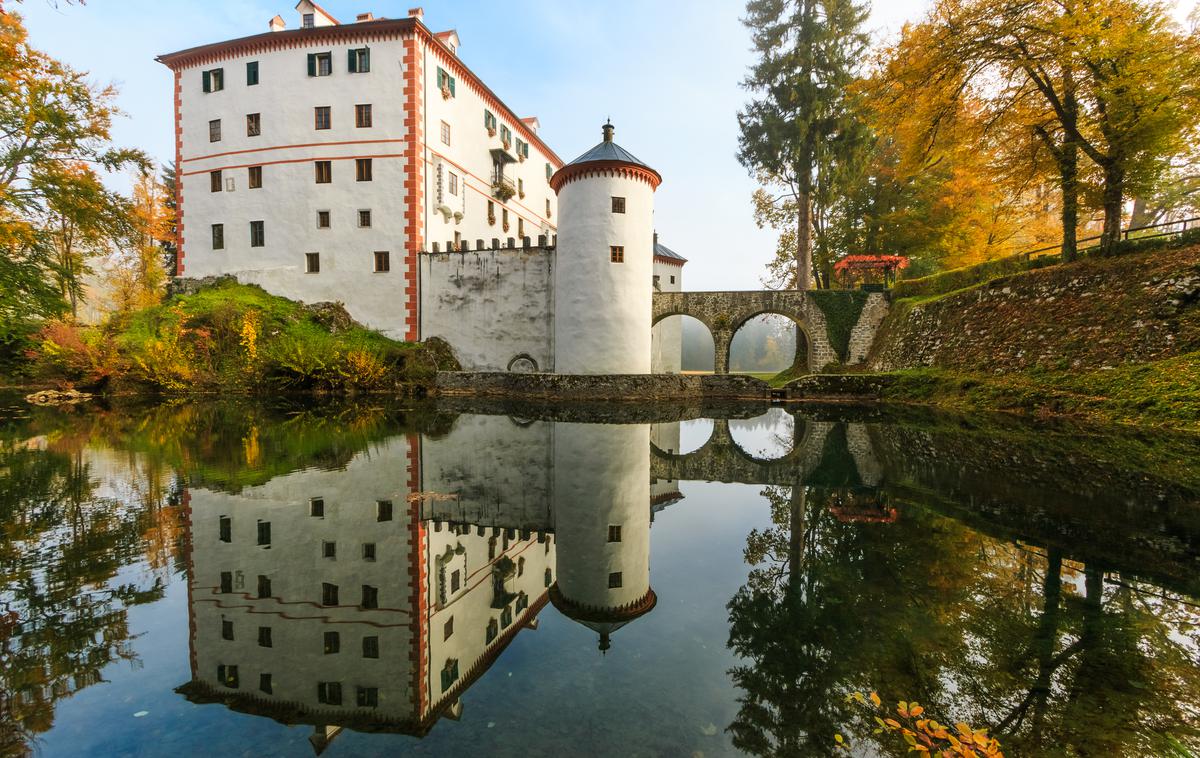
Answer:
[550, 121, 662, 193]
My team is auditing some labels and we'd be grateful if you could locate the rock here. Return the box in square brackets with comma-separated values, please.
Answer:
[25, 389, 93, 405]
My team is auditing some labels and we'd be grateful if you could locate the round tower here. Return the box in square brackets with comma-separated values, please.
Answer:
[551, 121, 662, 374]
[550, 422, 656, 652]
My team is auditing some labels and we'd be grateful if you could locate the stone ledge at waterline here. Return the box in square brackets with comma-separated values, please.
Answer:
[434, 372, 774, 400]
[782, 373, 898, 400]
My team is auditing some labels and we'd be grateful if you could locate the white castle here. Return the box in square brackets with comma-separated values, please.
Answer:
[158, 2, 686, 374]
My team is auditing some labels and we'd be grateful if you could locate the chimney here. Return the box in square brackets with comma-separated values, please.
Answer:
[408, 7, 424, 20]
[357, 12, 375, 22]
[654, 232, 659, 251]
[269, 14, 286, 31]
[602, 120, 614, 143]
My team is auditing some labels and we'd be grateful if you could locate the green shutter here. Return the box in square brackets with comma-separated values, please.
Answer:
[361, 48, 370, 72]
[449, 75, 456, 97]
[307, 53, 317, 77]
[202, 70, 211, 93]
[246, 61, 258, 85]
[348, 49, 356, 73]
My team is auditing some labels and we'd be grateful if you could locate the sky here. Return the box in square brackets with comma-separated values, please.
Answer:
[15, 0, 1199, 290]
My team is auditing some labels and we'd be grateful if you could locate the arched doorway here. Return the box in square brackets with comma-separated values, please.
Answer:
[652, 315, 714, 374]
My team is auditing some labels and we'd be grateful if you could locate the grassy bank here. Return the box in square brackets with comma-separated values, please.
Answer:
[14, 280, 459, 395]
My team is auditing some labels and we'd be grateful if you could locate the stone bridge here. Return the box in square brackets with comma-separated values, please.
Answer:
[650, 418, 881, 488]
[651, 290, 889, 374]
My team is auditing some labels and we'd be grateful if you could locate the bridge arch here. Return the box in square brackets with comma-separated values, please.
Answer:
[728, 310, 812, 376]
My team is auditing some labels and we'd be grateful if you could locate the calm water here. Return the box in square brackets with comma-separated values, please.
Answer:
[2, 397, 1199, 757]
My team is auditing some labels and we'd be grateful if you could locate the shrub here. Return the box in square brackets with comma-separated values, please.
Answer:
[31, 319, 124, 385]
[894, 255, 1031, 299]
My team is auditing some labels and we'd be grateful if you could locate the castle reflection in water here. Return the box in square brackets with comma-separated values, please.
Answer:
[178, 410, 879, 751]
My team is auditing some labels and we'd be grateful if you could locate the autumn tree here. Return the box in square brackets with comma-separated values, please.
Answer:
[109, 171, 170, 312]
[738, 0, 870, 290]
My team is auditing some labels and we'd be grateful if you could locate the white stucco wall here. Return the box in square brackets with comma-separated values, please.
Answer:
[554, 174, 655, 374]
[419, 248, 554, 372]
[650, 257, 683, 373]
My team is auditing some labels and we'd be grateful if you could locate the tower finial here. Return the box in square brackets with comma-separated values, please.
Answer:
[599, 631, 611, 654]
[602, 119, 614, 143]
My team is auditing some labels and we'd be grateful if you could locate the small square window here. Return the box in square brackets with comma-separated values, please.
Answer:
[607, 525, 622, 543]
[303, 13, 315, 28]
[246, 61, 259, 86]
[321, 582, 338, 606]
[450, 569, 460, 593]
[218, 515, 231, 542]
[315, 160, 331, 184]
[440, 120, 451, 146]
[246, 112, 260, 137]
[316, 211, 331, 229]
[612, 196, 626, 213]
[210, 170, 222, 193]
[610, 246, 625, 263]
[212, 224, 224, 250]
[358, 209, 372, 228]
[257, 521, 271, 546]
[546, 198, 552, 217]
[377, 500, 393, 522]
[218, 665, 239, 689]
[356, 103, 372, 128]
[310, 497, 325, 517]
[608, 571, 623, 588]
[209, 119, 221, 142]
[444, 617, 454, 640]
[314, 106, 331, 130]
[259, 673, 272, 694]
[670, 275, 676, 284]
[362, 636, 379, 659]
[306, 251, 320, 274]
[308, 51, 331, 76]
[220, 571, 233, 593]
[350, 47, 371, 73]
[221, 618, 234, 640]
[363, 543, 376, 561]
[448, 172, 458, 196]
[357, 686, 379, 708]
[356, 158, 373, 182]
[258, 626, 272, 648]
[322, 540, 336, 559]
[373, 251, 390, 273]
[317, 681, 342, 706]
[361, 585, 378, 609]
[257, 574, 271, 598]
[202, 68, 224, 93]
[250, 220, 265, 247]
[248, 165, 262, 189]
[324, 630, 340, 654]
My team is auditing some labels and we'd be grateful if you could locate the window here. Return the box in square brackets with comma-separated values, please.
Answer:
[444, 617, 454, 640]
[316, 211, 331, 229]
[441, 659, 459, 692]
[610, 245, 625, 263]
[436, 66, 456, 97]
[518, 178, 524, 198]
[488, 200, 496, 226]
[500, 607, 512, 628]
[608, 525, 622, 542]
[373, 251, 390, 273]
[450, 569, 460, 594]
[210, 170, 222, 193]
[517, 218, 524, 239]
[324, 631, 340, 654]
[612, 196, 626, 214]
[358, 209, 372, 228]
[377, 500, 393, 522]
[209, 119, 221, 142]
[487, 537, 497, 560]
[355, 103, 372, 128]
[257, 521, 271, 546]
[218, 515, 231, 542]
[440, 121, 451, 146]
[515, 138, 525, 158]
[670, 275, 676, 284]
[361, 585, 378, 609]
[502, 209, 509, 229]
[259, 673, 272, 694]
[322, 582, 338, 606]
[519, 141, 530, 160]
[653, 274, 660, 287]
[315, 161, 331, 183]
[517, 556, 525, 576]
[310, 497, 325, 517]
[246, 61, 259, 86]
[220, 571, 233, 593]
[544, 567, 552, 587]
[202, 67, 224, 93]
[608, 571, 623, 588]
[348, 47, 370, 73]
[217, 665, 239, 689]
[322, 541, 336, 559]
[546, 162, 553, 182]
[499, 124, 511, 145]
[257, 574, 271, 598]
[356, 158, 372, 182]
[317, 682, 342, 706]
[484, 109, 497, 133]
[314, 106, 331, 130]
[363, 543, 377, 561]
[362, 636, 379, 659]
[212, 224, 224, 250]
[221, 618, 234, 640]
[306, 251, 320, 273]
[357, 687, 379, 708]
[246, 112, 260, 136]
[448, 172, 458, 196]
[307, 51, 332, 76]
[486, 618, 498, 643]
[258, 626, 272, 648]
[302, 12, 315, 28]
[248, 165, 262, 189]
[546, 198, 552, 217]
[250, 220, 265, 247]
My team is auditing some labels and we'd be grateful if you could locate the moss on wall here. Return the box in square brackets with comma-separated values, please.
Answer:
[808, 290, 869, 362]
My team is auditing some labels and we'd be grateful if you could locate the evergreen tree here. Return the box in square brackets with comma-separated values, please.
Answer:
[738, 0, 869, 290]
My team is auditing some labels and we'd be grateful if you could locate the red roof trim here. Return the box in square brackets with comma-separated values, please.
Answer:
[550, 160, 662, 194]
